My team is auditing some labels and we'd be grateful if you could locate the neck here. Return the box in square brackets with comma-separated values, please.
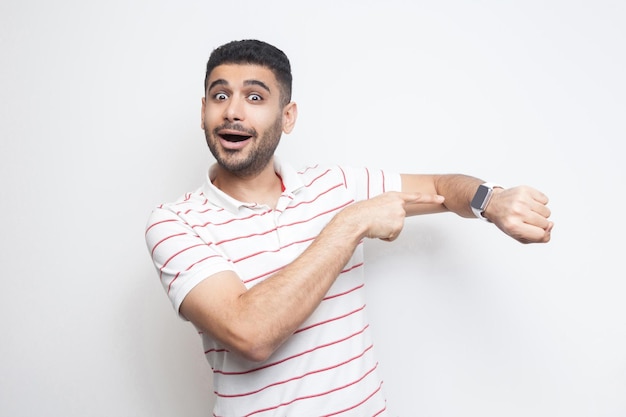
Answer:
[212, 160, 283, 208]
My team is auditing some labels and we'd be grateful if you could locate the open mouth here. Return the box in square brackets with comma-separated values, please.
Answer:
[220, 133, 252, 142]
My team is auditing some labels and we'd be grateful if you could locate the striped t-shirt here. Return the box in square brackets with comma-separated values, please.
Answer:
[145, 159, 401, 417]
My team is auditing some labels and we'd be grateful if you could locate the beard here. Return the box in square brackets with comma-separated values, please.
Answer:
[205, 115, 283, 178]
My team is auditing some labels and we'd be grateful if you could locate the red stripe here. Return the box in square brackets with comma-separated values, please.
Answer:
[244, 260, 363, 287]
[302, 167, 332, 188]
[339, 166, 348, 189]
[274, 199, 353, 230]
[322, 380, 384, 416]
[191, 209, 273, 229]
[232, 236, 316, 264]
[286, 183, 344, 210]
[213, 325, 369, 376]
[165, 253, 223, 294]
[381, 170, 386, 193]
[323, 281, 364, 301]
[239, 363, 380, 417]
[243, 264, 285, 285]
[159, 243, 206, 270]
[193, 204, 225, 215]
[180, 194, 208, 210]
[215, 344, 374, 399]
[294, 305, 365, 334]
[145, 218, 177, 235]
[297, 164, 320, 175]
[150, 232, 186, 256]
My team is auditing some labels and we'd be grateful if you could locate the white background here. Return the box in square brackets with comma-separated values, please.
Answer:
[1, 1, 624, 416]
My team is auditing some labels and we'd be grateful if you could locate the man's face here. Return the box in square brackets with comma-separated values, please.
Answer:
[202, 64, 293, 178]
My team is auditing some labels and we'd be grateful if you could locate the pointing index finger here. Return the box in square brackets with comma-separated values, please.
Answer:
[403, 192, 445, 205]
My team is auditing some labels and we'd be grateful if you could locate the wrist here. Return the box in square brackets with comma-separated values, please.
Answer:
[330, 205, 369, 243]
[470, 182, 503, 222]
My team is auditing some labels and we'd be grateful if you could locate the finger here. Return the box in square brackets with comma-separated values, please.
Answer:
[380, 231, 400, 242]
[530, 189, 549, 205]
[521, 218, 554, 243]
[524, 197, 551, 227]
[531, 201, 551, 219]
[539, 222, 553, 243]
[516, 223, 551, 244]
[524, 210, 552, 231]
[402, 192, 445, 205]
[530, 200, 552, 219]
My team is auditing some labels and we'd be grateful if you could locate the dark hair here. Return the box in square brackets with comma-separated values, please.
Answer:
[204, 39, 292, 106]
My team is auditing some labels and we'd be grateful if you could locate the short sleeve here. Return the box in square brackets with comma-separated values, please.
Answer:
[338, 166, 401, 202]
[145, 206, 235, 316]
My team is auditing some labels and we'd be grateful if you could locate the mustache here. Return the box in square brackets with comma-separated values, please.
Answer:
[213, 123, 257, 137]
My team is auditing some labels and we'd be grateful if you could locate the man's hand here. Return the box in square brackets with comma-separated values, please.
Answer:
[338, 192, 445, 242]
[483, 186, 553, 244]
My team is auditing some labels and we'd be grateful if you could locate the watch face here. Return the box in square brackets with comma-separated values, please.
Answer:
[471, 185, 490, 210]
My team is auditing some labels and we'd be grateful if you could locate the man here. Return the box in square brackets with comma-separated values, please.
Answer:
[145, 39, 553, 416]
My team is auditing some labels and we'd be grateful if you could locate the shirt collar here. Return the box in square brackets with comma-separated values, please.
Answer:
[200, 156, 305, 213]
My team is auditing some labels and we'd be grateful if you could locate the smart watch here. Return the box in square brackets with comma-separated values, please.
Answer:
[470, 182, 502, 222]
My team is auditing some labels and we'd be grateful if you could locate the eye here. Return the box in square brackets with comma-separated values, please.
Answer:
[214, 92, 228, 101]
[248, 93, 262, 102]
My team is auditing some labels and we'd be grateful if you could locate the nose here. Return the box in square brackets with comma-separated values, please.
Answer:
[224, 95, 244, 122]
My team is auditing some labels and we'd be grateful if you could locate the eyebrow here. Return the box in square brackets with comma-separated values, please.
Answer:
[207, 79, 271, 94]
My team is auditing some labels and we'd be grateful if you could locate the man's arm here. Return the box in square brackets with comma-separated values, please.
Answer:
[180, 191, 444, 362]
[401, 173, 553, 243]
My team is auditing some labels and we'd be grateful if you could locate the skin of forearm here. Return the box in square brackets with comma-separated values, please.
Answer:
[231, 207, 367, 362]
[434, 174, 484, 218]
[401, 173, 483, 217]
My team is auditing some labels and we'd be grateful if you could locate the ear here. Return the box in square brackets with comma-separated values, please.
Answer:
[281, 101, 298, 134]
[201, 97, 207, 130]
